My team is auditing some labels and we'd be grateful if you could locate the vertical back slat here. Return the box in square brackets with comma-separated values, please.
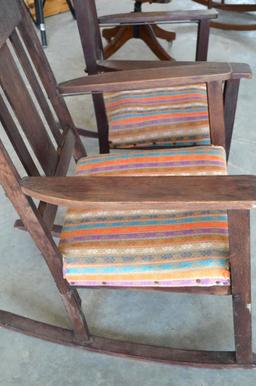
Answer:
[38, 128, 76, 229]
[17, 3, 86, 160]
[0, 0, 21, 49]
[0, 93, 40, 176]
[0, 43, 58, 176]
[9, 29, 62, 145]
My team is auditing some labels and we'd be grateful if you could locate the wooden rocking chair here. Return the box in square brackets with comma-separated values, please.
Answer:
[72, 1, 240, 157]
[0, 0, 256, 368]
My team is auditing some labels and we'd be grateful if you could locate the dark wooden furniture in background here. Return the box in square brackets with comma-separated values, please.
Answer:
[0, 0, 256, 368]
[102, 0, 176, 60]
[73, 0, 218, 153]
[193, 0, 256, 31]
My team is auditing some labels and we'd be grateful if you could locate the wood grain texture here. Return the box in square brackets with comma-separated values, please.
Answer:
[194, 0, 256, 12]
[9, 29, 62, 145]
[229, 210, 253, 364]
[0, 0, 255, 366]
[207, 80, 226, 148]
[193, 0, 256, 31]
[0, 140, 89, 342]
[0, 0, 21, 48]
[224, 79, 240, 159]
[196, 19, 210, 61]
[0, 43, 58, 176]
[59, 63, 251, 95]
[99, 10, 218, 25]
[1, 309, 256, 368]
[96, 60, 194, 71]
[21, 175, 256, 210]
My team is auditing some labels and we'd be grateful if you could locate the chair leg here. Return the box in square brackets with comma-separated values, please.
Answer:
[228, 210, 253, 365]
[102, 26, 121, 42]
[0, 150, 90, 342]
[34, 0, 47, 47]
[66, 0, 76, 19]
[103, 26, 133, 59]
[151, 24, 176, 42]
[139, 25, 174, 60]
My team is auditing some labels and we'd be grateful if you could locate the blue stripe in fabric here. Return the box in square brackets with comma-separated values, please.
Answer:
[63, 215, 228, 231]
[66, 258, 229, 275]
[107, 89, 207, 100]
[111, 109, 208, 121]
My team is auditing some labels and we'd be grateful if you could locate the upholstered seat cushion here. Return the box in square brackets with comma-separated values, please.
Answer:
[59, 146, 230, 287]
[104, 84, 211, 148]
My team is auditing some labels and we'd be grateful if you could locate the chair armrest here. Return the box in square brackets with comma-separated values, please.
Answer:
[58, 62, 252, 96]
[98, 10, 218, 26]
[21, 175, 256, 211]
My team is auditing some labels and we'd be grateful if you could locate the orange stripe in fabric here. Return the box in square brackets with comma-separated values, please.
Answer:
[61, 221, 228, 238]
[77, 154, 224, 170]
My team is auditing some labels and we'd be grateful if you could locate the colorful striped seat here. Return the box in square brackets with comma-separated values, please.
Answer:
[59, 146, 230, 287]
[104, 84, 211, 148]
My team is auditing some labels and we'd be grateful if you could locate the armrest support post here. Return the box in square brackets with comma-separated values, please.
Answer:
[196, 19, 210, 61]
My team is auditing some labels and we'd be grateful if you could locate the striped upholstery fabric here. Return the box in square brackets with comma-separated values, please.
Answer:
[104, 84, 211, 148]
[59, 146, 230, 287]
[74, 146, 226, 176]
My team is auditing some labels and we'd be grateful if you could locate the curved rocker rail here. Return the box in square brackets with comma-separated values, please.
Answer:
[193, 0, 256, 31]
[1, 309, 256, 368]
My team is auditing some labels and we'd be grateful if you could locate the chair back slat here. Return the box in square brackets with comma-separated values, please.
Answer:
[0, 42, 58, 176]
[0, 0, 21, 49]
[9, 29, 62, 145]
[0, 0, 86, 234]
[17, 5, 84, 149]
[0, 93, 40, 176]
[39, 130, 76, 229]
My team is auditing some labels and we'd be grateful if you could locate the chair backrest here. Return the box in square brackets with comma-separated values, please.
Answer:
[71, 0, 225, 155]
[0, 0, 86, 229]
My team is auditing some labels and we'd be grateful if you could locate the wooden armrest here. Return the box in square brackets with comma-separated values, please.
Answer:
[58, 63, 252, 96]
[21, 175, 256, 211]
[99, 10, 218, 26]
[96, 60, 195, 72]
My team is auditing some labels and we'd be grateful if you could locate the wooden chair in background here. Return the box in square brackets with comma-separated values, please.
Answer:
[72, 1, 240, 157]
[192, 0, 256, 31]
[101, 0, 176, 60]
[0, 0, 256, 368]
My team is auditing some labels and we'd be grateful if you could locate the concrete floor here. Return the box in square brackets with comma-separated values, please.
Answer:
[0, 0, 256, 385]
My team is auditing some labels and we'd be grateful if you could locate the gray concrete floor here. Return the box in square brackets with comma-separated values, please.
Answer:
[0, 0, 256, 385]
